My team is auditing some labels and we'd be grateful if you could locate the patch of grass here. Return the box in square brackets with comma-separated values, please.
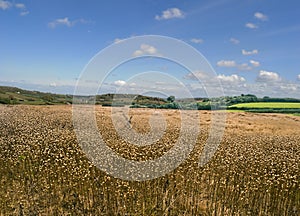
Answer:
[225, 109, 245, 113]
[229, 102, 300, 109]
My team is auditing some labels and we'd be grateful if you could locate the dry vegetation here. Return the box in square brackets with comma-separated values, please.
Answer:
[0, 105, 299, 215]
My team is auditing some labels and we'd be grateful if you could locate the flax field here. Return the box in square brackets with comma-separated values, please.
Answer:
[0, 105, 299, 215]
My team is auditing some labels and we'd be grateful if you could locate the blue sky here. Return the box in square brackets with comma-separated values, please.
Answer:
[1, 0, 300, 98]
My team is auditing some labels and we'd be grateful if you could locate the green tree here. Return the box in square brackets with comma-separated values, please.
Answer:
[167, 95, 175, 103]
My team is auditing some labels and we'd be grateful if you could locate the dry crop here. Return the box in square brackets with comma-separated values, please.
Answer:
[0, 105, 299, 215]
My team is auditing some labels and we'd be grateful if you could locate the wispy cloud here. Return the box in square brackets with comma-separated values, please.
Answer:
[262, 25, 300, 37]
[297, 74, 300, 81]
[250, 60, 260, 67]
[245, 23, 258, 29]
[114, 38, 125, 44]
[242, 49, 258, 55]
[230, 38, 240, 44]
[238, 63, 252, 71]
[184, 70, 214, 81]
[254, 12, 268, 21]
[0, 0, 12, 10]
[217, 59, 259, 71]
[48, 17, 91, 28]
[190, 38, 204, 44]
[155, 8, 185, 20]
[15, 3, 25, 9]
[133, 44, 160, 57]
[20, 11, 29, 16]
[0, 1, 28, 15]
[217, 60, 236, 67]
[48, 17, 72, 28]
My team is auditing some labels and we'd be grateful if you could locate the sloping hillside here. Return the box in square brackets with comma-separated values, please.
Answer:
[0, 86, 167, 106]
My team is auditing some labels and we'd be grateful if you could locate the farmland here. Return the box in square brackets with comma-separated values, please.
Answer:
[229, 102, 300, 109]
[0, 105, 299, 215]
[228, 102, 300, 114]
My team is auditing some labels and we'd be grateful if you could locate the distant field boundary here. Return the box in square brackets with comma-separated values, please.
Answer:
[228, 102, 300, 113]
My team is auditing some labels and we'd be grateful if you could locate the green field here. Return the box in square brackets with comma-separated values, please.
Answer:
[229, 102, 300, 109]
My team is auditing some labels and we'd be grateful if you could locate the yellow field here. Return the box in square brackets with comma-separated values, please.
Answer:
[0, 105, 299, 215]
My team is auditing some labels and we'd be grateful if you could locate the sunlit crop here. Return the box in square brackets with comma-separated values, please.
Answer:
[0, 105, 299, 215]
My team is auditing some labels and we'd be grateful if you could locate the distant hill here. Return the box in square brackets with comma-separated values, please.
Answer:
[0, 86, 73, 105]
[1, 86, 300, 114]
[0, 86, 167, 106]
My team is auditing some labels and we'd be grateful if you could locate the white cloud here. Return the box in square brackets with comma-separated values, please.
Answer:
[245, 23, 258, 29]
[254, 12, 268, 21]
[20, 11, 29, 16]
[250, 60, 260, 67]
[113, 80, 127, 87]
[48, 17, 72, 28]
[0, 1, 29, 15]
[279, 84, 297, 92]
[217, 59, 259, 71]
[155, 8, 184, 20]
[49, 82, 57, 87]
[297, 74, 300, 81]
[184, 71, 213, 81]
[190, 38, 204, 44]
[217, 60, 236, 67]
[0, 0, 12, 10]
[114, 38, 124, 44]
[257, 70, 281, 82]
[242, 49, 258, 55]
[217, 74, 246, 84]
[230, 38, 240, 44]
[133, 44, 159, 57]
[15, 3, 25, 9]
[238, 63, 252, 71]
[48, 17, 90, 28]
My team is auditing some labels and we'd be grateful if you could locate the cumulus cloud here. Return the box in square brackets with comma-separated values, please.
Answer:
[250, 60, 260, 67]
[242, 49, 258, 55]
[217, 60, 236, 67]
[185, 70, 300, 98]
[256, 70, 281, 82]
[245, 23, 258, 29]
[190, 38, 204, 44]
[0, 0, 12, 10]
[49, 82, 57, 87]
[113, 80, 127, 87]
[230, 38, 240, 44]
[48, 17, 90, 28]
[155, 8, 184, 20]
[217, 74, 246, 84]
[254, 12, 268, 21]
[133, 44, 159, 57]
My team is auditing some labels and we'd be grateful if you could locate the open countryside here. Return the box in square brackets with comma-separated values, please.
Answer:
[0, 105, 299, 215]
